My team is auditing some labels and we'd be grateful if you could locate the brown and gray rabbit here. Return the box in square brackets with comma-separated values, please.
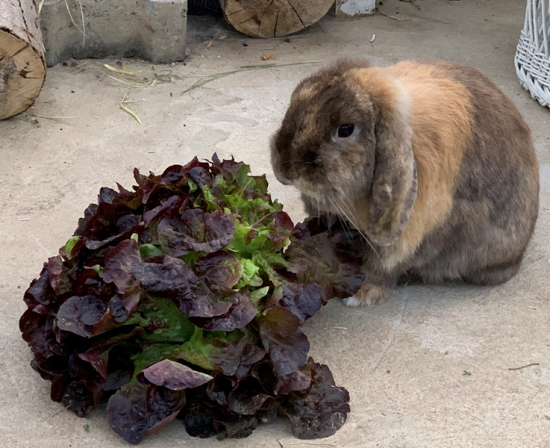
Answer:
[271, 59, 539, 306]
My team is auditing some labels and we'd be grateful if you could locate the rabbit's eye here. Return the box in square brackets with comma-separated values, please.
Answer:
[338, 124, 355, 138]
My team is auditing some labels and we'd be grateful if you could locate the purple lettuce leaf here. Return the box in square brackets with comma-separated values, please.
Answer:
[131, 255, 233, 320]
[192, 251, 241, 293]
[259, 307, 310, 376]
[107, 382, 186, 445]
[188, 293, 257, 332]
[20, 311, 63, 362]
[141, 359, 212, 390]
[103, 239, 141, 293]
[24, 263, 56, 308]
[132, 255, 256, 331]
[265, 282, 325, 324]
[158, 209, 235, 256]
[131, 255, 196, 302]
[48, 256, 73, 296]
[107, 288, 141, 323]
[56, 295, 108, 338]
[285, 215, 365, 300]
[59, 354, 106, 417]
[78, 327, 144, 379]
[227, 376, 274, 416]
[179, 393, 218, 438]
[279, 358, 351, 439]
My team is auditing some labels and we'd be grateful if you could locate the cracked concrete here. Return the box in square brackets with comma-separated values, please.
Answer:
[1, 0, 549, 447]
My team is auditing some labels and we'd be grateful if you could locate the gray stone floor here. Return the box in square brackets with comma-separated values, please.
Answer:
[1, 1, 549, 446]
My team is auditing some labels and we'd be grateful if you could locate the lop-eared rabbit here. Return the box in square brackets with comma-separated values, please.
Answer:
[271, 59, 539, 306]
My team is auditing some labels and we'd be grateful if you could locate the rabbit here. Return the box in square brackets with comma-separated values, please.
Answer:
[270, 59, 540, 306]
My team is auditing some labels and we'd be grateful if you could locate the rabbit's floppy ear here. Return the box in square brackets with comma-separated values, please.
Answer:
[366, 104, 417, 246]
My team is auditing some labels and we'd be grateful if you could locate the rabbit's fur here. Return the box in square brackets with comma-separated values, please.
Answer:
[271, 59, 539, 306]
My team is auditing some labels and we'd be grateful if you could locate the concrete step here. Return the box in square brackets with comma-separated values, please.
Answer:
[40, 0, 188, 67]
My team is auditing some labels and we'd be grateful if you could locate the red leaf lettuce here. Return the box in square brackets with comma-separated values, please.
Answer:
[20, 155, 365, 444]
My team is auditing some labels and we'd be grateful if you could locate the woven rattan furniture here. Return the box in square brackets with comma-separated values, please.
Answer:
[515, 0, 550, 107]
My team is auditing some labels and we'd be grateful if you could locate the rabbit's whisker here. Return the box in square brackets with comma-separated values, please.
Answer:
[340, 197, 369, 250]
[334, 200, 381, 262]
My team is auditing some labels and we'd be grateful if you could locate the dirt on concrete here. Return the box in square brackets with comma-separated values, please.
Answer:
[1, 1, 549, 447]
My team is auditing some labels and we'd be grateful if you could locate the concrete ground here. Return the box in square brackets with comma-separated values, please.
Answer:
[1, 0, 549, 446]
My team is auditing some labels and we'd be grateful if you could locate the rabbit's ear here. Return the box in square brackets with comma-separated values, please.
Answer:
[366, 107, 417, 246]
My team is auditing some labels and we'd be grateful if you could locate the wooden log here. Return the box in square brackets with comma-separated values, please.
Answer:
[220, 0, 334, 38]
[0, 0, 46, 120]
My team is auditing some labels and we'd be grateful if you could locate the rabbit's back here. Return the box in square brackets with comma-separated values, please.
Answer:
[388, 61, 539, 282]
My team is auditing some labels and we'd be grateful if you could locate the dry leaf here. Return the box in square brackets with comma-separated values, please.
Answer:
[261, 54, 277, 61]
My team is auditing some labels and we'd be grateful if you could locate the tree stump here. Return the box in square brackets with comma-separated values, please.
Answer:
[0, 0, 46, 120]
[220, 0, 334, 38]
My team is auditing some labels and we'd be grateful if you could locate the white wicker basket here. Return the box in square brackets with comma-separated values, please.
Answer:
[515, 0, 550, 108]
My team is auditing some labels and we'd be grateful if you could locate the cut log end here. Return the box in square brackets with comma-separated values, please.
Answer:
[0, 29, 46, 120]
[221, 0, 334, 38]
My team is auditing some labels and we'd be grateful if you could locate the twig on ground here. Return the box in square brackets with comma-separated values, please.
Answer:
[508, 363, 540, 371]
[103, 64, 142, 77]
[23, 113, 74, 120]
[284, 444, 336, 447]
[119, 91, 141, 124]
[182, 61, 323, 95]
[379, 11, 412, 21]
